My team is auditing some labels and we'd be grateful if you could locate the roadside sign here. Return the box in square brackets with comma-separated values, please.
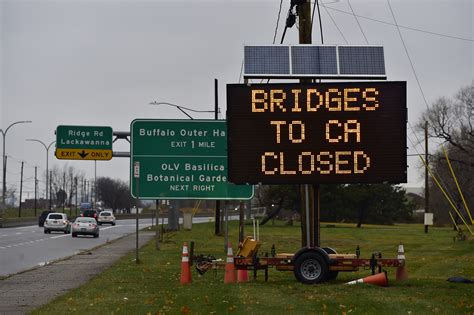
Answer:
[55, 125, 113, 160]
[227, 81, 407, 184]
[134, 161, 140, 178]
[130, 119, 253, 200]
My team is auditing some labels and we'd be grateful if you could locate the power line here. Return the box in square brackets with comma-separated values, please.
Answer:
[311, 0, 324, 44]
[386, 0, 429, 109]
[347, 0, 369, 44]
[273, 0, 284, 44]
[238, 59, 244, 83]
[407, 122, 458, 205]
[322, 3, 348, 44]
[321, 3, 474, 42]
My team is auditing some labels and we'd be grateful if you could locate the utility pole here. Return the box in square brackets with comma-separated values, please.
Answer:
[34, 166, 37, 217]
[94, 160, 97, 209]
[49, 170, 52, 210]
[70, 173, 74, 215]
[75, 177, 78, 216]
[63, 172, 66, 213]
[215, 78, 221, 235]
[82, 178, 85, 202]
[425, 121, 429, 233]
[19, 161, 24, 217]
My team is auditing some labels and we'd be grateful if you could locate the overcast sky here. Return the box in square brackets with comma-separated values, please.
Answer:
[1, 0, 473, 200]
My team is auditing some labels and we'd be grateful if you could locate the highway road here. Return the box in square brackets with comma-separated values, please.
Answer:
[0, 215, 231, 277]
[0, 218, 158, 277]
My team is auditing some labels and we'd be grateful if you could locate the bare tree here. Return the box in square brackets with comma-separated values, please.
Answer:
[96, 177, 133, 212]
[418, 82, 474, 225]
[418, 81, 474, 157]
[49, 164, 85, 208]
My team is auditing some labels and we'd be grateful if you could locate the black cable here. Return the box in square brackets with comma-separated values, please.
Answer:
[266, 5, 293, 83]
[347, 0, 369, 44]
[273, 0, 284, 44]
[316, 0, 324, 44]
[238, 60, 244, 83]
[321, 3, 474, 42]
[311, 0, 324, 44]
[387, 0, 429, 109]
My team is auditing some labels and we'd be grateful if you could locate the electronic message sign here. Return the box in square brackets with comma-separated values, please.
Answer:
[227, 82, 407, 184]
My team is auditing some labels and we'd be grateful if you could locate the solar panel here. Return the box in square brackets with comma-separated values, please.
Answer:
[243, 45, 386, 79]
[338, 46, 385, 75]
[291, 46, 337, 75]
[244, 46, 290, 75]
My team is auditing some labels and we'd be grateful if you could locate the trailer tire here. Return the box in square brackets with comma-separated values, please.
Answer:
[322, 247, 339, 281]
[294, 251, 328, 284]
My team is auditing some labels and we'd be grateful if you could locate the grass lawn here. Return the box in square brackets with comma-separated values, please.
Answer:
[32, 221, 473, 314]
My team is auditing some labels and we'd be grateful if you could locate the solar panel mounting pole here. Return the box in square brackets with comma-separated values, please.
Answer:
[298, 0, 320, 248]
[215, 78, 221, 235]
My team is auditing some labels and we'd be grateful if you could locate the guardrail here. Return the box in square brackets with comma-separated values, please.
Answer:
[0, 214, 157, 228]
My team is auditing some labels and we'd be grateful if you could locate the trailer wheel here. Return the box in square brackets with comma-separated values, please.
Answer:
[294, 251, 328, 284]
[322, 247, 339, 281]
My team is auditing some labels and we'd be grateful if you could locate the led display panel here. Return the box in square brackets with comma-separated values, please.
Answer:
[227, 82, 407, 184]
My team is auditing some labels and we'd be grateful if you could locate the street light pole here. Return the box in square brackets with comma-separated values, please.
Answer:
[1, 120, 32, 205]
[150, 98, 223, 235]
[26, 139, 55, 209]
[149, 102, 217, 119]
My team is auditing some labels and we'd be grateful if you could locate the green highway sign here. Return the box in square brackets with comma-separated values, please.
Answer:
[130, 119, 253, 200]
[55, 125, 113, 160]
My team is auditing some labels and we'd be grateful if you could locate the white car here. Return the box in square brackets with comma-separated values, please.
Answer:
[71, 217, 99, 238]
[98, 211, 116, 226]
[44, 213, 70, 234]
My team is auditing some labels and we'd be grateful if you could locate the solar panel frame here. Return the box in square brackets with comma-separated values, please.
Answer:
[338, 46, 386, 75]
[243, 44, 387, 80]
[291, 45, 338, 75]
[244, 45, 290, 76]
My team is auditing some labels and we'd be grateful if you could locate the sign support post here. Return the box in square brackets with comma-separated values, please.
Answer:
[298, 0, 318, 247]
[134, 161, 140, 264]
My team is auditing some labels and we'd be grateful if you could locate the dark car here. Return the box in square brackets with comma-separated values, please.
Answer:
[81, 209, 100, 221]
[38, 210, 54, 227]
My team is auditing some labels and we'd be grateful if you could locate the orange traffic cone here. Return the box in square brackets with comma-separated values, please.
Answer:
[180, 242, 192, 285]
[237, 269, 249, 282]
[224, 243, 236, 284]
[346, 271, 388, 287]
[396, 243, 408, 281]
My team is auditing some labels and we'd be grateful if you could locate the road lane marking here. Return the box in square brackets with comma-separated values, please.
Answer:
[50, 235, 69, 239]
[100, 226, 117, 231]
